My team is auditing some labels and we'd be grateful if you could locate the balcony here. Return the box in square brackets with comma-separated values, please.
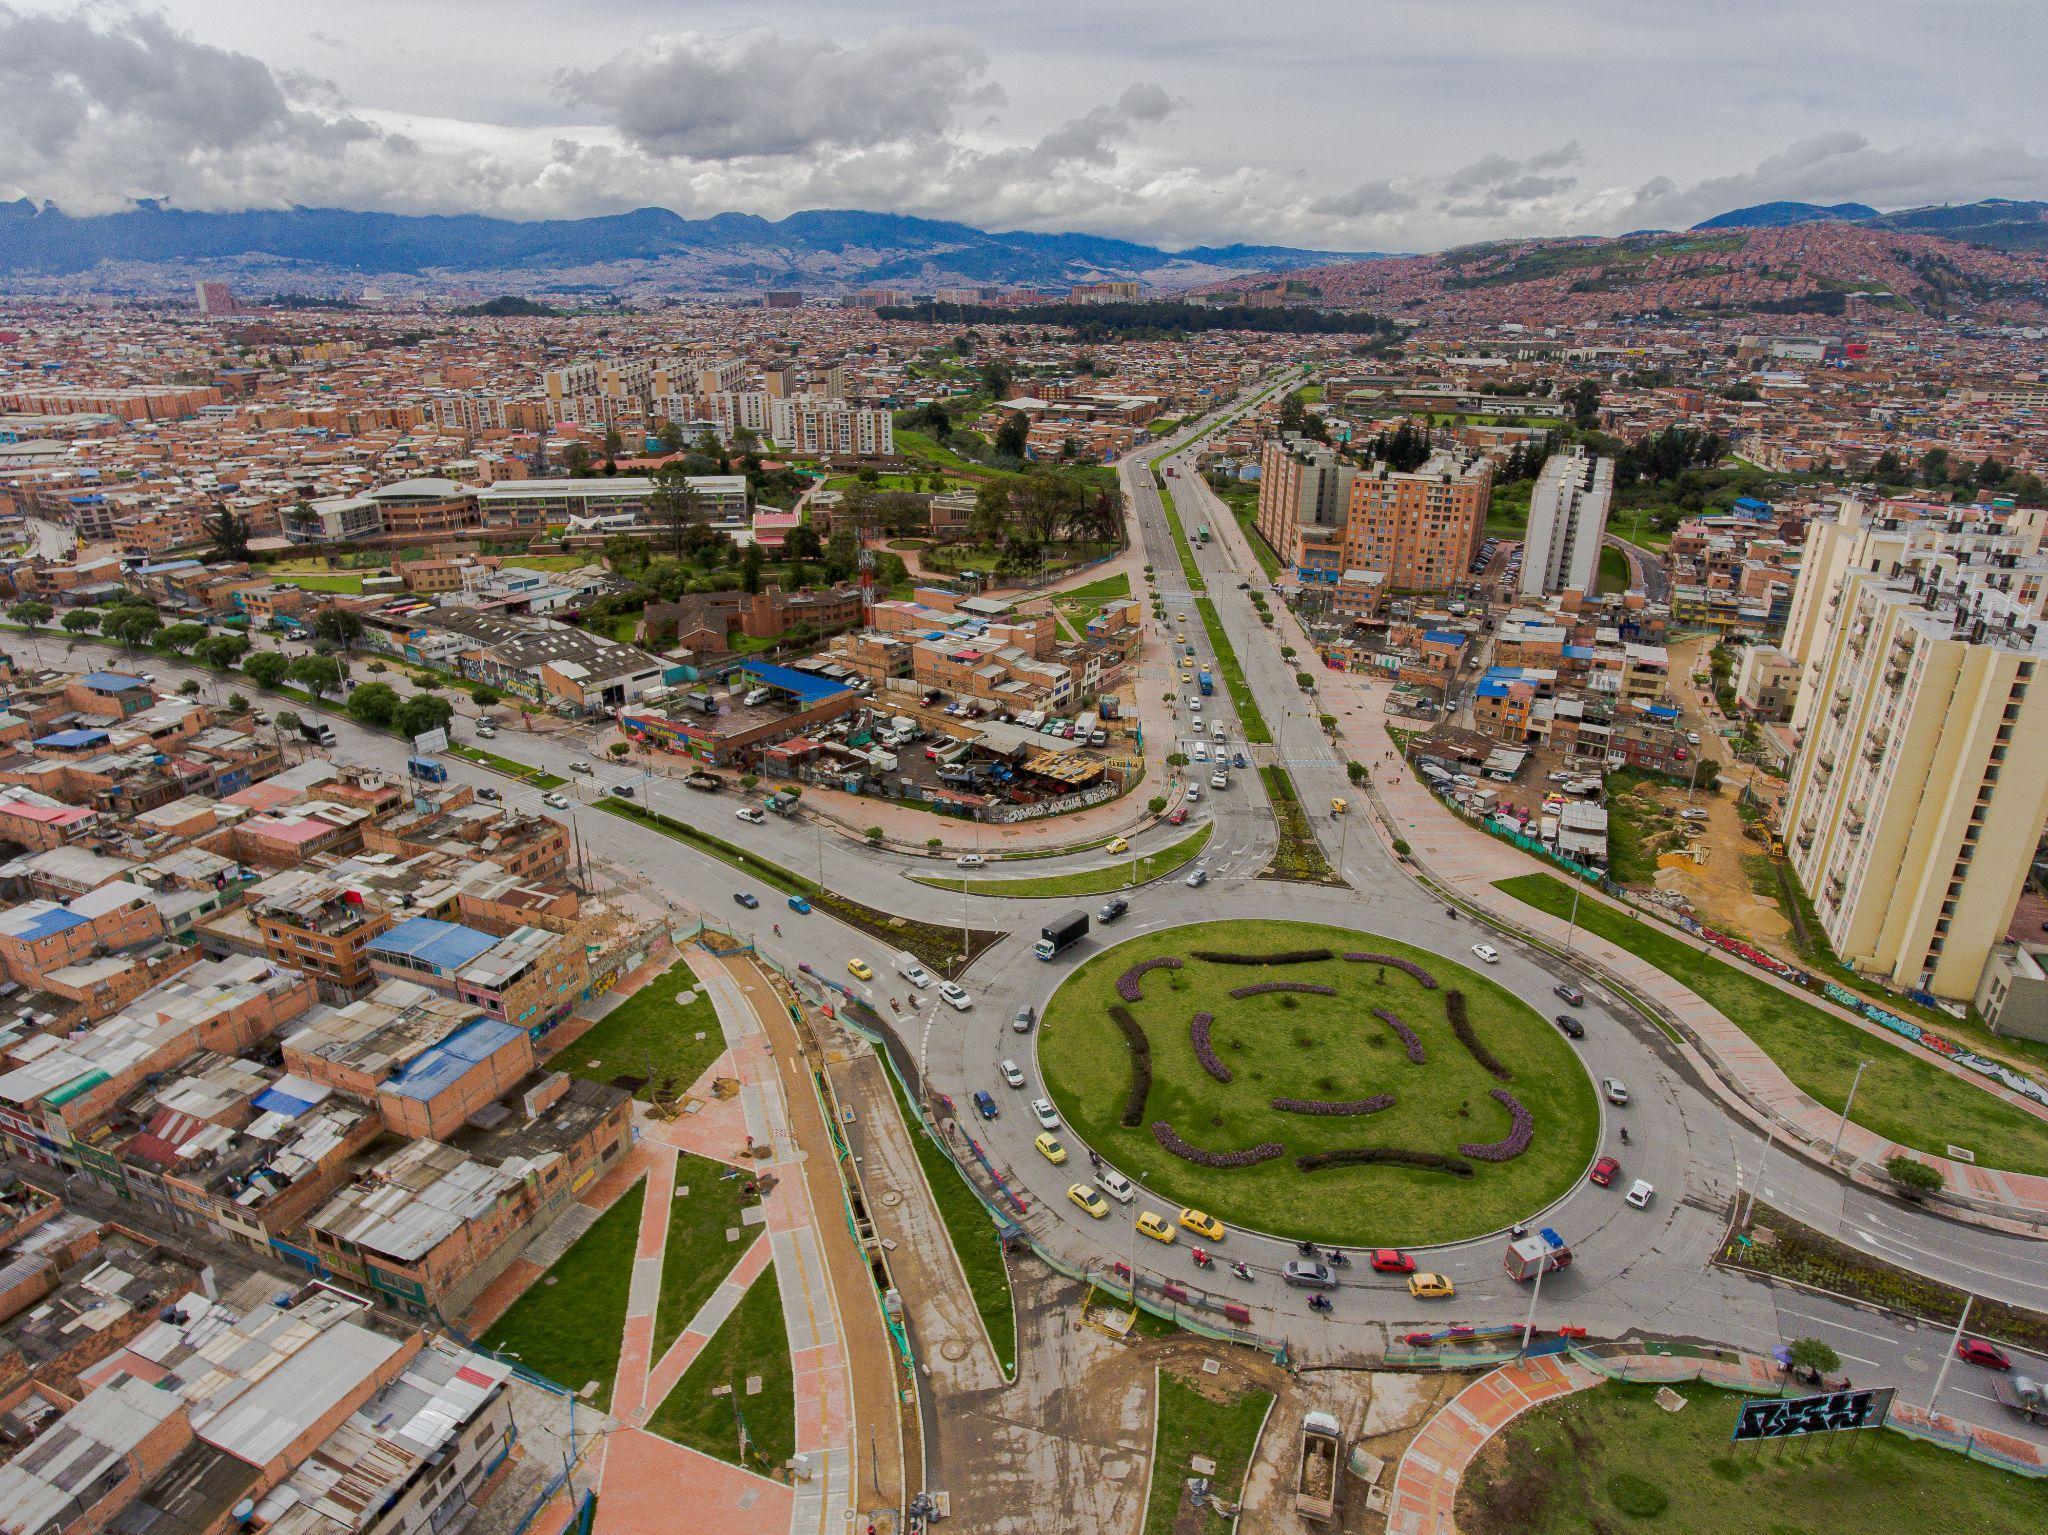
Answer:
[1884, 666, 1906, 687]
[1818, 750, 1837, 772]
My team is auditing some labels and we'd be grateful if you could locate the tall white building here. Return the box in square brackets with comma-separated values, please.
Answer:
[1520, 447, 1614, 597]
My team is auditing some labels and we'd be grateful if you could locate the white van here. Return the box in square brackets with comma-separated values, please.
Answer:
[1094, 1169, 1136, 1203]
[742, 686, 772, 707]
[894, 952, 933, 988]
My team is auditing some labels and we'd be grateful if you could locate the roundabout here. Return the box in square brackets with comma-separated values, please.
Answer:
[1036, 919, 1600, 1246]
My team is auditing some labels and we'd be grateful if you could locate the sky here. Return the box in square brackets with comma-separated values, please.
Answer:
[3, 1, 2047, 253]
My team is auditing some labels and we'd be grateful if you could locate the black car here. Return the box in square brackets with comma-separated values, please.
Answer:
[476, 786, 500, 801]
[972, 1090, 999, 1121]
[610, 784, 635, 798]
[1554, 1013, 1586, 1039]
[733, 892, 759, 909]
[1099, 896, 1129, 923]
[1553, 982, 1586, 1006]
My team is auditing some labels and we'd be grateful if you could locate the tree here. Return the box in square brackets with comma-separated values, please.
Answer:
[244, 651, 289, 689]
[563, 442, 593, 477]
[1147, 795, 1167, 815]
[106, 607, 162, 649]
[741, 542, 765, 595]
[602, 426, 623, 467]
[1787, 1338, 1840, 1377]
[206, 505, 253, 563]
[608, 742, 630, 758]
[61, 609, 101, 635]
[969, 481, 1009, 544]
[1884, 1154, 1943, 1198]
[276, 709, 301, 734]
[227, 692, 249, 712]
[978, 360, 1014, 400]
[153, 622, 208, 654]
[178, 679, 200, 696]
[346, 682, 400, 728]
[784, 522, 824, 561]
[468, 685, 501, 706]
[395, 694, 454, 740]
[195, 635, 249, 670]
[993, 410, 1030, 460]
[287, 654, 343, 697]
[1919, 447, 1950, 487]
[1564, 379, 1602, 430]
[7, 599, 53, 630]
[655, 418, 685, 455]
[313, 607, 364, 651]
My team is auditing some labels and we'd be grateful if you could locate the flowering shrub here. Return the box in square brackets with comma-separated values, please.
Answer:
[1271, 1094, 1395, 1116]
[1191, 948, 1333, 965]
[1190, 1011, 1232, 1083]
[1116, 956, 1182, 1002]
[1150, 1121, 1287, 1167]
[1372, 1007, 1427, 1064]
[1108, 1004, 1153, 1126]
[1228, 981, 1337, 999]
[1445, 989, 1511, 1081]
[1295, 1146, 1475, 1177]
[1460, 1088, 1534, 1161]
[1343, 953, 1439, 989]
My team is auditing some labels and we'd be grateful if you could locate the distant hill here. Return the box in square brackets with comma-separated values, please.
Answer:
[0, 200, 1369, 295]
[1693, 201, 1881, 230]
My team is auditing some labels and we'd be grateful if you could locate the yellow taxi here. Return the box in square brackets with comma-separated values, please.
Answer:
[1408, 1272, 1456, 1300]
[1034, 1132, 1068, 1165]
[1330, 798, 1348, 816]
[847, 958, 874, 981]
[1066, 1183, 1109, 1219]
[1105, 836, 1129, 855]
[1135, 1210, 1177, 1244]
[1177, 1208, 1224, 1241]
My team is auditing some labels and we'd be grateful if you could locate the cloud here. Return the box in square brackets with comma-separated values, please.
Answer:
[554, 27, 1003, 161]
[1116, 82, 1176, 124]
[1310, 178, 1418, 218]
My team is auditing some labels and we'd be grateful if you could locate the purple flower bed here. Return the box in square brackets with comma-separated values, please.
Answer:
[1445, 989, 1512, 1081]
[1459, 1088, 1534, 1162]
[1371, 1008, 1428, 1064]
[1343, 952, 1439, 989]
[1189, 1011, 1232, 1083]
[1295, 1146, 1474, 1177]
[1228, 981, 1338, 999]
[1116, 955, 1182, 1003]
[1191, 948, 1333, 965]
[1108, 1004, 1153, 1126]
[1271, 1094, 1395, 1116]
[1150, 1121, 1287, 1168]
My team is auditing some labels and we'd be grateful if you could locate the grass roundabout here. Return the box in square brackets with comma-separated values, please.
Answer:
[1037, 919, 1599, 1246]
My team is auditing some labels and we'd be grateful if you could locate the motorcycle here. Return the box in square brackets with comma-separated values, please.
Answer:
[1230, 1261, 1253, 1281]
[1191, 1247, 1212, 1269]
[889, 998, 900, 1014]
[1325, 1248, 1349, 1267]
[1308, 1293, 1333, 1313]
[1297, 1240, 1318, 1258]
[1620, 1126, 1631, 1146]
[1446, 906, 1458, 919]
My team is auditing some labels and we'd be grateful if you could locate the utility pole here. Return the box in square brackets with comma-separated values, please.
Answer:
[1828, 1060, 1868, 1162]
[1520, 1257, 1547, 1353]
[1563, 879, 1583, 958]
[1926, 1294, 1974, 1415]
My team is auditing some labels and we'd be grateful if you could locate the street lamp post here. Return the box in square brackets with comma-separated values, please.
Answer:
[1828, 1060, 1869, 1163]
[1563, 879, 1583, 959]
[1926, 1294, 1974, 1415]
[1520, 1257, 1546, 1354]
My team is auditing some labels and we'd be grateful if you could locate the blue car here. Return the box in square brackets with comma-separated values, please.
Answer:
[971, 1090, 999, 1121]
[787, 895, 812, 914]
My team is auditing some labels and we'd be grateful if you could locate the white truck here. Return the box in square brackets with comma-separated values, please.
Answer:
[1294, 1411, 1342, 1523]
[894, 952, 933, 988]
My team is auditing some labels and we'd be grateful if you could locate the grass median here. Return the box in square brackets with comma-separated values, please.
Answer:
[1143, 1371, 1274, 1535]
[447, 742, 568, 788]
[1259, 765, 1339, 883]
[596, 798, 1004, 974]
[882, 1061, 1017, 1378]
[1496, 872, 2048, 1174]
[912, 824, 1213, 897]
[653, 1152, 766, 1363]
[1194, 597, 1271, 744]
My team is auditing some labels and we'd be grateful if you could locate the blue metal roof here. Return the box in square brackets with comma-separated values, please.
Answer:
[367, 916, 498, 974]
[35, 729, 110, 749]
[382, 1019, 527, 1100]
[251, 1083, 321, 1119]
[1422, 630, 1468, 647]
[738, 661, 856, 705]
[7, 906, 88, 942]
[1476, 680, 1512, 698]
[79, 672, 148, 692]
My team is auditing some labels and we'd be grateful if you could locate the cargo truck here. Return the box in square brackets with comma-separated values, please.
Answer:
[1035, 910, 1089, 962]
[1293, 1411, 1341, 1523]
[297, 718, 337, 748]
[1503, 1227, 1573, 1282]
[1994, 1375, 2048, 1423]
[684, 770, 723, 791]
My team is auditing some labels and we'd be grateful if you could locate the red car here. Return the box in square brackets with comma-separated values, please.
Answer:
[1589, 1156, 1621, 1188]
[1370, 1248, 1417, 1274]
[1168, 806, 1190, 825]
[1956, 1338, 2012, 1370]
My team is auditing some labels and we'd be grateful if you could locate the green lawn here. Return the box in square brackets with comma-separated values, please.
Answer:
[1596, 543, 1633, 595]
[1213, 483, 1283, 581]
[1459, 1379, 2043, 1535]
[547, 957, 726, 1101]
[480, 1178, 644, 1408]
[446, 743, 567, 788]
[1259, 766, 1338, 883]
[1143, 1372, 1275, 1535]
[653, 1152, 763, 1360]
[1194, 597, 1271, 744]
[882, 1062, 1017, 1377]
[1050, 571, 1133, 629]
[276, 572, 368, 594]
[912, 824, 1213, 897]
[1037, 920, 1599, 1245]
[1155, 477, 1207, 592]
[645, 1265, 795, 1473]
[1496, 873, 2048, 1174]
[503, 555, 591, 573]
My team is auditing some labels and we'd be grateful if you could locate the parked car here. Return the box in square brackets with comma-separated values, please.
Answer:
[1000, 1059, 1026, 1089]
[1956, 1338, 2013, 1370]
[1589, 1156, 1621, 1187]
[937, 981, 973, 1012]
[1625, 1179, 1655, 1208]
[1032, 1097, 1060, 1129]
[733, 892, 759, 909]
[1603, 1078, 1630, 1105]
[1283, 1260, 1337, 1290]
[1554, 982, 1585, 1006]
[1554, 1014, 1586, 1039]
[1067, 1183, 1109, 1219]
[1471, 943, 1500, 964]
[1013, 1004, 1036, 1034]
[1679, 808, 1709, 822]
[971, 1090, 998, 1121]
[1370, 1248, 1416, 1274]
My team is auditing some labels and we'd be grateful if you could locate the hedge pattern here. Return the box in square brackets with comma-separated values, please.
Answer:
[1108, 1003, 1153, 1126]
[1116, 956, 1182, 1003]
[1445, 989, 1511, 1081]
[1271, 1094, 1396, 1117]
[1343, 952, 1439, 989]
[1369, 1007, 1427, 1064]
[1191, 948, 1333, 965]
[1228, 981, 1338, 999]
[1189, 1011, 1232, 1083]
[1150, 1120, 1288, 1168]
[1459, 1089, 1534, 1161]
[1295, 1146, 1475, 1177]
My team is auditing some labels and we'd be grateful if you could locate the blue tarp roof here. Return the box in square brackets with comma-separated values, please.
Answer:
[9, 907, 87, 942]
[383, 1018, 528, 1100]
[251, 1083, 321, 1119]
[1641, 703, 1682, 721]
[739, 661, 856, 705]
[35, 729, 110, 749]
[79, 671, 148, 691]
[1422, 630, 1468, 647]
[368, 916, 498, 974]
[1562, 645, 1596, 659]
[1477, 679, 1512, 698]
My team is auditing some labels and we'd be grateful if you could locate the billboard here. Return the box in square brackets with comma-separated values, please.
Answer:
[1731, 1387, 1894, 1442]
[412, 727, 449, 754]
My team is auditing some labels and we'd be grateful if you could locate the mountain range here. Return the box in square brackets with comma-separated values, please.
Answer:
[0, 201, 1369, 294]
[1693, 198, 2048, 251]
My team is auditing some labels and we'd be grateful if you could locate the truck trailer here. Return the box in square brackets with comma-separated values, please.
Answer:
[1035, 910, 1089, 962]
[1293, 1411, 1341, 1522]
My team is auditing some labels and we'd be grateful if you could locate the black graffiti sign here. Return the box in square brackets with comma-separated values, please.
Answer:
[1732, 1387, 1894, 1442]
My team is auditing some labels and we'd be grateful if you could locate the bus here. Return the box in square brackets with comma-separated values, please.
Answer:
[1195, 524, 1210, 544]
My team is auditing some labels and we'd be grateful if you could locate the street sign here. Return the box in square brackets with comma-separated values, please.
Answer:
[1731, 1387, 1893, 1442]
[412, 727, 448, 754]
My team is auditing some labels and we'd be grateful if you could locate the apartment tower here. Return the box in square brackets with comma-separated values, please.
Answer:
[1520, 447, 1614, 596]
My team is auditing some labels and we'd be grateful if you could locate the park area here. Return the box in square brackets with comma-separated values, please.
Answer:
[546, 956, 726, 1103]
[1037, 920, 1598, 1244]
[1458, 1378, 2042, 1535]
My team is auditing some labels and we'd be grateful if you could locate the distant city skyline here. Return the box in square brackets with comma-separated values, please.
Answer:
[3, 0, 2046, 252]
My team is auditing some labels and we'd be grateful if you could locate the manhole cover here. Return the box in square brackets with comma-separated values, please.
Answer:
[940, 1340, 970, 1363]
[676, 990, 697, 1005]
[879, 1190, 902, 1208]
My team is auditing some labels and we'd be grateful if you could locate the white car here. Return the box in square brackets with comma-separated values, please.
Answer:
[937, 981, 973, 1012]
[1032, 1098, 1061, 1130]
[1679, 808, 1709, 822]
[1686, 731, 1701, 745]
[1095, 1168, 1137, 1204]
[1000, 1059, 1026, 1089]
[1471, 943, 1500, 964]
[543, 792, 570, 810]
[735, 807, 766, 824]
[1210, 770, 1227, 789]
[1191, 743, 1208, 762]
[956, 853, 985, 868]
[1185, 866, 1209, 888]
[570, 762, 594, 775]
[1603, 1078, 1630, 1105]
[1625, 1178, 1655, 1209]
[1185, 786, 1201, 803]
